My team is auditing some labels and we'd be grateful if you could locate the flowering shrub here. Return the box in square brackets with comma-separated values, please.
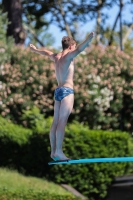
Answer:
[0, 45, 133, 132]
[0, 47, 56, 123]
[75, 46, 133, 132]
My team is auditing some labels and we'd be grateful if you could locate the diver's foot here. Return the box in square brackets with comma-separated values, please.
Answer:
[50, 153, 58, 161]
[53, 151, 71, 161]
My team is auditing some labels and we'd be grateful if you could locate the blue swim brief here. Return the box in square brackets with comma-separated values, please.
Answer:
[54, 86, 74, 101]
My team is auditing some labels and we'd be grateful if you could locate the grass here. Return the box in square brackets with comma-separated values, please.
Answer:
[0, 168, 71, 195]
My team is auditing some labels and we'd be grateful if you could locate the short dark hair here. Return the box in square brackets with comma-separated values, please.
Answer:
[62, 36, 76, 50]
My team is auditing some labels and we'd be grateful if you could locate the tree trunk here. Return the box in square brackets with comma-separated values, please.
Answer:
[108, 0, 124, 47]
[122, 23, 133, 46]
[57, 0, 72, 37]
[119, 0, 123, 51]
[96, 0, 102, 45]
[108, 10, 120, 46]
[2, 0, 25, 45]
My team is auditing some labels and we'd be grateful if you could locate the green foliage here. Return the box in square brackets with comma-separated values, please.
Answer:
[0, 10, 8, 43]
[0, 189, 79, 200]
[49, 121, 132, 200]
[0, 167, 71, 195]
[101, 25, 133, 52]
[0, 116, 132, 200]
[21, 106, 51, 133]
[0, 114, 51, 175]
[0, 116, 32, 145]
[24, 22, 55, 47]
[0, 9, 14, 65]
[0, 115, 32, 169]
[0, 167, 78, 200]
[21, 0, 126, 40]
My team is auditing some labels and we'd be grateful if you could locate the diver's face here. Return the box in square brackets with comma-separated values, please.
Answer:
[69, 44, 76, 50]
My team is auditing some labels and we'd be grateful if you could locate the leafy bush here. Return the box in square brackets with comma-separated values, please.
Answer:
[0, 116, 32, 168]
[0, 189, 80, 200]
[0, 116, 32, 144]
[0, 116, 132, 200]
[21, 106, 51, 133]
[49, 121, 132, 200]
[0, 45, 133, 132]
[0, 114, 52, 175]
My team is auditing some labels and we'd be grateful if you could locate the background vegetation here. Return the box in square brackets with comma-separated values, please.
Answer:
[0, 168, 76, 200]
[0, 45, 133, 132]
[0, 115, 132, 199]
[0, 1, 133, 200]
[0, 0, 133, 51]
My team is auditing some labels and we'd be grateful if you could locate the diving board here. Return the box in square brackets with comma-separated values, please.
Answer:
[48, 157, 133, 165]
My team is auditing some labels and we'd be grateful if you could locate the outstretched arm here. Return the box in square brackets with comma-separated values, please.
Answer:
[68, 32, 94, 60]
[30, 44, 55, 61]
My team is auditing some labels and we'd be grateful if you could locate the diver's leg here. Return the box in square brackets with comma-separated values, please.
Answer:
[54, 94, 74, 160]
[50, 100, 61, 160]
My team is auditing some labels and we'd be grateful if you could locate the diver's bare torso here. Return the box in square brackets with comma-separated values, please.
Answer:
[54, 51, 75, 89]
